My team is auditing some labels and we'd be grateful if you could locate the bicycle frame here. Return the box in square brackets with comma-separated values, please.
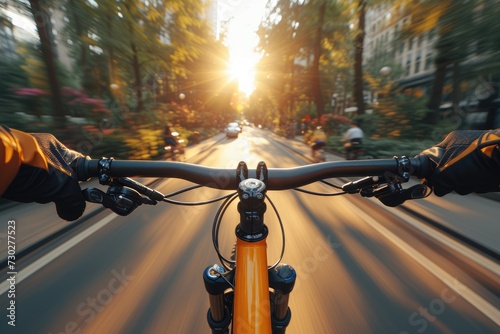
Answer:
[233, 237, 272, 332]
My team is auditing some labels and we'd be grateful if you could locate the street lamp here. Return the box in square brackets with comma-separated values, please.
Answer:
[379, 66, 391, 77]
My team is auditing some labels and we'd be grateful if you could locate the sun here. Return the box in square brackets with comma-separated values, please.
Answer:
[228, 55, 258, 97]
[223, 0, 267, 96]
[227, 30, 261, 96]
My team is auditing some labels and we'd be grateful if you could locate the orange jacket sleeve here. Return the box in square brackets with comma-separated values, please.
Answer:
[0, 125, 48, 195]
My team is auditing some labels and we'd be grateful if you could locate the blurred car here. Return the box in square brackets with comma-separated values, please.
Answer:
[225, 122, 241, 138]
[234, 120, 243, 132]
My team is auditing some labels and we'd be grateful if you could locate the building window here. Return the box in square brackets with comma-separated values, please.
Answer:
[425, 52, 433, 70]
[425, 52, 433, 71]
[406, 54, 412, 76]
[415, 52, 421, 73]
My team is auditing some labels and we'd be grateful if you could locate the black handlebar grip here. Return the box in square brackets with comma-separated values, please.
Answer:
[72, 156, 95, 181]
[410, 155, 434, 180]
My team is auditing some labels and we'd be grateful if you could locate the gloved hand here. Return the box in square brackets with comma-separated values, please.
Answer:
[2, 133, 87, 221]
[419, 129, 500, 196]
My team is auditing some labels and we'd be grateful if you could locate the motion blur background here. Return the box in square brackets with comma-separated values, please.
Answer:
[1, 2, 500, 333]
[1, 0, 499, 159]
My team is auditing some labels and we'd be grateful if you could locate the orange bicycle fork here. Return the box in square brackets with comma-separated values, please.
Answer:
[203, 163, 296, 334]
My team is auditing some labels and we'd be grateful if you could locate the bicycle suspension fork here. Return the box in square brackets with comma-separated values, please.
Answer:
[203, 162, 296, 333]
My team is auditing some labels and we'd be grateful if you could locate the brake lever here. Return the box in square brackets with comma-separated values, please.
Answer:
[116, 177, 165, 201]
[349, 167, 431, 206]
[82, 185, 157, 216]
[361, 183, 431, 207]
[377, 184, 431, 206]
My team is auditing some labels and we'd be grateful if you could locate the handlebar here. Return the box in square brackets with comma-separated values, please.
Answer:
[75, 155, 431, 189]
[74, 155, 433, 215]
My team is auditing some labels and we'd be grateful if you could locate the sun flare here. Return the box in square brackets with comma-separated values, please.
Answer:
[223, 0, 267, 96]
[228, 55, 258, 96]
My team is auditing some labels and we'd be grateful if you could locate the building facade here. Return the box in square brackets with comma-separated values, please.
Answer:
[363, 3, 437, 97]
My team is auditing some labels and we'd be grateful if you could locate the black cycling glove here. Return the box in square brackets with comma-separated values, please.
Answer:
[419, 129, 500, 196]
[2, 133, 87, 221]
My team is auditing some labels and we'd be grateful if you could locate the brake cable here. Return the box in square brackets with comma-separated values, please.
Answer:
[212, 193, 239, 269]
[293, 178, 346, 196]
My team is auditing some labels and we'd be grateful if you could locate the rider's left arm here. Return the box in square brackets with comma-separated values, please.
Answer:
[0, 125, 49, 196]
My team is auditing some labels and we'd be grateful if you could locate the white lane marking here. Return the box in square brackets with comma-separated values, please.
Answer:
[391, 206, 500, 276]
[352, 206, 500, 327]
[0, 213, 118, 295]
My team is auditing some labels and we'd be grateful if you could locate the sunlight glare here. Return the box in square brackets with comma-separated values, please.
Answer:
[228, 46, 259, 96]
[224, 0, 268, 96]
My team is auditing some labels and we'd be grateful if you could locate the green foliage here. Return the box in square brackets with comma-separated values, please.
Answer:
[373, 93, 433, 139]
[255, 0, 350, 122]
[0, 58, 29, 119]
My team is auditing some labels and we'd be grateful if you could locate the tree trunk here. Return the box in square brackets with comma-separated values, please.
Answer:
[427, 61, 449, 111]
[451, 61, 461, 109]
[123, 2, 143, 112]
[68, 0, 88, 79]
[311, 0, 326, 119]
[131, 42, 143, 112]
[106, 12, 116, 90]
[353, 0, 366, 115]
[29, 0, 66, 126]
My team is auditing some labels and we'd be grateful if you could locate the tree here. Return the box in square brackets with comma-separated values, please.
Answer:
[7, 0, 67, 126]
[60, 0, 211, 114]
[194, 41, 234, 121]
[256, 0, 349, 125]
[352, 0, 367, 115]
[63, 0, 92, 86]
[255, 0, 301, 127]
[347, 0, 391, 115]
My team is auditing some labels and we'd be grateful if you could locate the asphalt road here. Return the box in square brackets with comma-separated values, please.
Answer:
[0, 127, 499, 333]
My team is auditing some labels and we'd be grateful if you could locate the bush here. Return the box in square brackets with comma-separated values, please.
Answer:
[320, 114, 351, 135]
[373, 94, 433, 139]
[326, 135, 430, 158]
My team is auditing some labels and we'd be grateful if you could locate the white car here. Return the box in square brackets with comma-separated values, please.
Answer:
[225, 122, 241, 138]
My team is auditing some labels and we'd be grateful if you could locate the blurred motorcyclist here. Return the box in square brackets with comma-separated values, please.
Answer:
[310, 126, 327, 161]
[1, 126, 499, 221]
[163, 125, 180, 150]
[342, 120, 364, 159]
